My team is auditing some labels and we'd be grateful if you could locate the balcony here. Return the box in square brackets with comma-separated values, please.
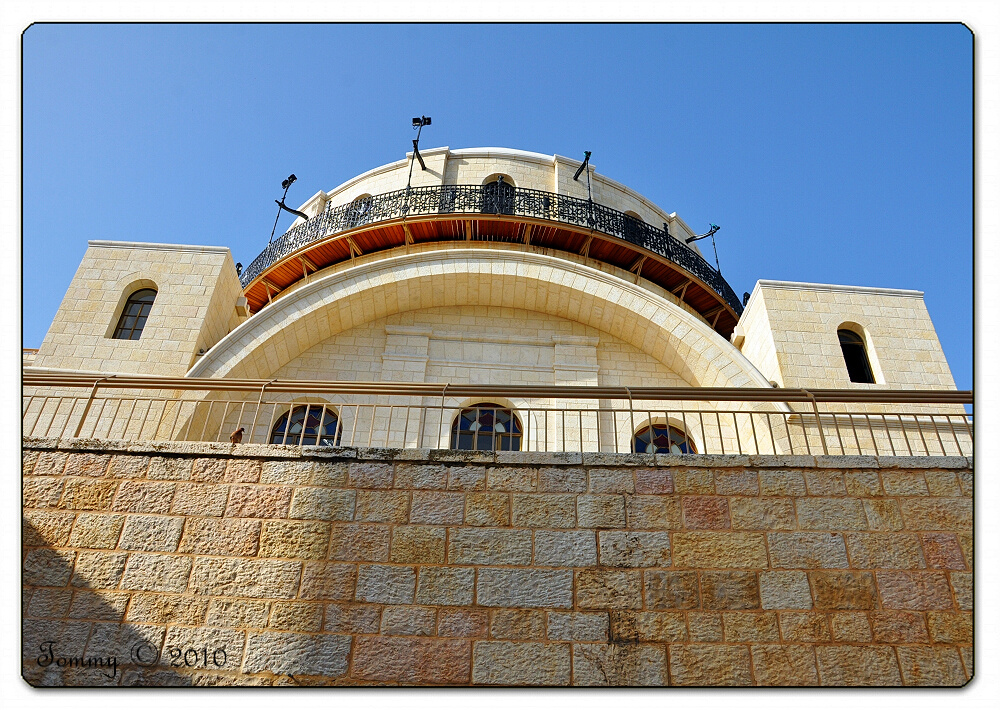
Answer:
[239, 185, 745, 337]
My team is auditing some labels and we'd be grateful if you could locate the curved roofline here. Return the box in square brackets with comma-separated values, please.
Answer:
[309, 147, 696, 243]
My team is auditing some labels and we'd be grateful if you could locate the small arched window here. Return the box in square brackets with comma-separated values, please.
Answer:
[346, 194, 373, 228]
[633, 424, 696, 454]
[452, 403, 522, 451]
[112, 288, 157, 340]
[838, 328, 875, 384]
[271, 405, 341, 446]
[482, 175, 515, 215]
[622, 211, 645, 243]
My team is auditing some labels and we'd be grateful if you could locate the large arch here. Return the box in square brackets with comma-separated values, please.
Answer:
[190, 248, 771, 388]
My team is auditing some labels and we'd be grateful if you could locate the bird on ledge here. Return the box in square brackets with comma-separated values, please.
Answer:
[230, 427, 245, 444]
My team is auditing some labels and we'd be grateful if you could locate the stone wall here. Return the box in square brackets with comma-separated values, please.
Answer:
[22, 438, 972, 686]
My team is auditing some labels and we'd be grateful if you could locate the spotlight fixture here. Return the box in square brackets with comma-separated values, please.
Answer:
[269, 174, 308, 244]
[407, 115, 433, 186]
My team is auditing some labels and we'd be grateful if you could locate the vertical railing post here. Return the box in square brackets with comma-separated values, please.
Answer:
[73, 376, 111, 438]
[801, 389, 829, 455]
[248, 379, 276, 444]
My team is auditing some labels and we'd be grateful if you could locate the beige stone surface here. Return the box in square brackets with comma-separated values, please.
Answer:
[22, 442, 973, 687]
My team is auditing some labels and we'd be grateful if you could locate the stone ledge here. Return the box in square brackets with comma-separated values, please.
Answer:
[22, 439, 972, 472]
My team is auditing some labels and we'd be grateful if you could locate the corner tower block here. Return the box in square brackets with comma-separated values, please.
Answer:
[34, 241, 245, 375]
[734, 280, 956, 389]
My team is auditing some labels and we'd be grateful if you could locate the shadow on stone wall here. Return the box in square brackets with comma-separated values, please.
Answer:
[22, 517, 193, 687]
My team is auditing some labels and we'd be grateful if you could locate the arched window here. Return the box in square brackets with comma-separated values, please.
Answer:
[346, 194, 373, 228]
[838, 328, 875, 384]
[451, 403, 522, 451]
[633, 424, 696, 454]
[271, 405, 341, 446]
[482, 175, 515, 215]
[622, 211, 645, 243]
[112, 288, 157, 340]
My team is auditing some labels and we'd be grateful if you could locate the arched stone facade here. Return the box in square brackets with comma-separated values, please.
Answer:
[191, 248, 771, 389]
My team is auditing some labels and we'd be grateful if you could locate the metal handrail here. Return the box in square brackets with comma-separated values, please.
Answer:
[23, 373, 972, 456]
[21, 372, 973, 404]
[239, 184, 745, 315]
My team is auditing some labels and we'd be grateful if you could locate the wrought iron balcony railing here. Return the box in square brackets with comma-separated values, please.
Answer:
[240, 184, 744, 316]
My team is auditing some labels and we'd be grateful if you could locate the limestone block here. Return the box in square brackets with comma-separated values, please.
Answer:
[242, 631, 350, 677]
[876, 571, 953, 610]
[511, 494, 576, 528]
[829, 612, 872, 642]
[477, 568, 573, 608]
[575, 569, 642, 609]
[355, 490, 409, 523]
[24, 549, 77, 587]
[355, 565, 416, 604]
[668, 644, 752, 686]
[119, 515, 184, 552]
[126, 593, 209, 625]
[597, 531, 671, 567]
[394, 464, 448, 490]
[120, 553, 192, 593]
[490, 609, 545, 640]
[768, 532, 849, 569]
[750, 645, 819, 686]
[759, 470, 806, 496]
[472, 641, 570, 685]
[58, 479, 118, 511]
[577, 495, 626, 528]
[113, 480, 176, 514]
[178, 517, 261, 556]
[438, 609, 489, 638]
[809, 571, 878, 610]
[188, 558, 301, 599]
[625, 496, 681, 529]
[672, 533, 767, 569]
[267, 602, 323, 632]
[410, 491, 464, 524]
[572, 643, 666, 686]
[465, 492, 509, 527]
[323, 603, 380, 634]
[760, 571, 813, 610]
[546, 612, 609, 642]
[815, 646, 902, 686]
[70, 551, 128, 589]
[415, 566, 475, 606]
[259, 520, 331, 560]
[870, 611, 929, 643]
[225, 485, 292, 519]
[700, 571, 760, 610]
[534, 530, 597, 567]
[682, 496, 731, 529]
[353, 637, 470, 684]
[206, 599, 271, 629]
[610, 611, 686, 643]
[778, 612, 832, 643]
[329, 524, 390, 562]
[171, 483, 229, 517]
[795, 498, 867, 530]
[448, 528, 531, 566]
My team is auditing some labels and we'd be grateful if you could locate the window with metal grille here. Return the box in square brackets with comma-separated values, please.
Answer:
[482, 176, 515, 215]
[838, 328, 875, 383]
[270, 405, 341, 446]
[112, 289, 157, 340]
[451, 403, 522, 451]
[633, 424, 696, 454]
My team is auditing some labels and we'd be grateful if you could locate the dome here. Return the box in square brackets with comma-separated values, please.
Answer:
[239, 147, 743, 338]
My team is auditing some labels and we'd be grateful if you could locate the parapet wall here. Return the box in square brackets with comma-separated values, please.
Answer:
[22, 439, 973, 686]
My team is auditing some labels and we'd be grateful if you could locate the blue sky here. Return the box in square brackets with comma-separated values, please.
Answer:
[22, 23, 972, 389]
